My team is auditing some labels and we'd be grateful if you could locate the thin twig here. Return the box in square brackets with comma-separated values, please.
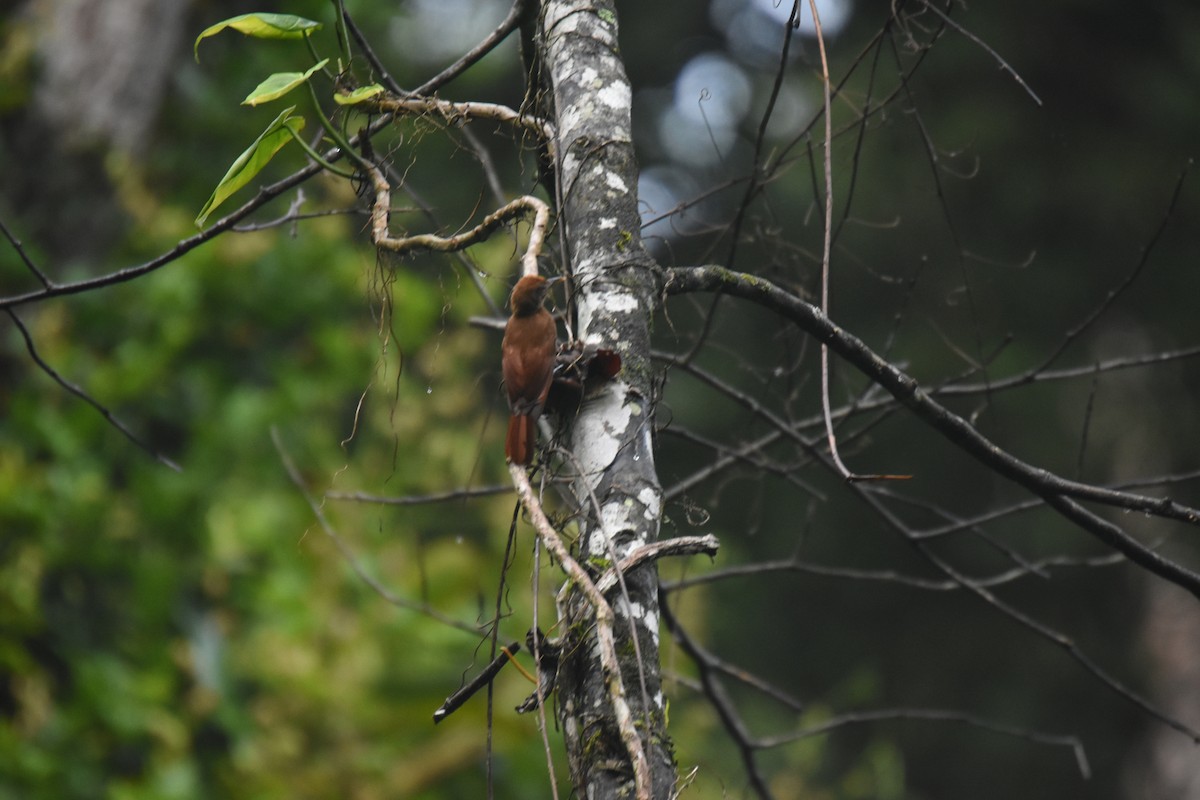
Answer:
[272, 427, 483, 635]
[1029, 159, 1192, 374]
[662, 550, 1125, 594]
[663, 266, 1200, 599]
[0, 217, 53, 288]
[530, 541, 562, 800]
[341, 8, 406, 96]
[917, 0, 1042, 106]
[660, 589, 774, 799]
[758, 707, 1087, 778]
[325, 484, 512, 505]
[849, 479, 1200, 742]
[808, 0, 845, 480]
[410, 0, 528, 97]
[5, 309, 181, 471]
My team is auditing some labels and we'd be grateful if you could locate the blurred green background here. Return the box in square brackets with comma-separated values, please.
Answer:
[2, 1, 1199, 798]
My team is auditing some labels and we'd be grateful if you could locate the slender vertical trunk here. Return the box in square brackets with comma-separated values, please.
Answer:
[536, 1, 677, 796]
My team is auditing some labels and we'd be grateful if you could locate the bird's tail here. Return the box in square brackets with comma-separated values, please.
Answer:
[506, 414, 536, 466]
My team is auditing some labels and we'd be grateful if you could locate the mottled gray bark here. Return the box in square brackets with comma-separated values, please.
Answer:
[33, 0, 187, 153]
[537, 1, 676, 797]
[10, 0, 187, 261]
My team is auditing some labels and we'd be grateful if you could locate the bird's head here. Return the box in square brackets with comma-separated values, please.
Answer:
[509, 274, 561, 315]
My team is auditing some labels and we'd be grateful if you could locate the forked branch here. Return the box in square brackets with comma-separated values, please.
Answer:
[663, 265, 1200, 600]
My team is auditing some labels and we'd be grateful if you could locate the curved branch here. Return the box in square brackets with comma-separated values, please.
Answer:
[364, 159, 550, 277]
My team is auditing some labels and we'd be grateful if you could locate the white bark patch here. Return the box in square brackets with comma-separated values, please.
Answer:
[624, 600, 646, 621]
[575, 388, 631, 483]
[653, 690, 665, 709]
[597, 81, 631, 111]
[561, 150, 580, 178]
[581, 66, 599, 86]
[576, 290, 638, 336]
[637, 487, 661, 521]
[604, 171, 628, 194]
[545, 4, 583, 37]
[588, 499, 635, 557]
[642, 607, 659, 639]
[603, 291, 640, 315]
[598, 217, 618, 230]
[558, 105, 584, 138]
[640, 418, 653, 456]
[617, 598, 659, 644]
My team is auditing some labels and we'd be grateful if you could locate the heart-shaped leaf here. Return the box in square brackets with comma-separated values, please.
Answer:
[196, 106, 304, 227]
[194, 13, 321, 61]
[242, 59, 329, 106]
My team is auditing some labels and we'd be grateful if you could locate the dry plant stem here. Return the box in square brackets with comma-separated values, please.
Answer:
[808, 0, 853, 480]
[508, 463, 651, 800]
[365, 162, 550, 277]
[530, 542, 562, 800]
[374, 96, 556, 158]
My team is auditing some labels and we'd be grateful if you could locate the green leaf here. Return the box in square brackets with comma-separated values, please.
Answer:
[195, 107, 304, 227]
[243, 59, 329, 106]
[194, 13, 322, 61]
[333, 84, 386, 106]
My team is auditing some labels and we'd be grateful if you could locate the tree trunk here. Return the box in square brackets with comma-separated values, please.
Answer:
[537, 1, 677, 796]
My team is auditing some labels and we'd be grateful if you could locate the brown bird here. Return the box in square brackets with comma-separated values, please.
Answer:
[502, 274, 559, 465]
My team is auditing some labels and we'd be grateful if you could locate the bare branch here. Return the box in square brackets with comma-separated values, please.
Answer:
[844, 476, 1199, 741]
[365, 159, 551, 278]
[759, 707, 1087, 778]
[663, 551, 1126, 594]
[325, 485, 513, 505]
[594, 535, 720, 595]
[663, 265, 1200, 599]
[659, 589, 774, 799]
[0, 217, 53, 289]
[410, 0, 528, 97]
[916, 0, 1042, 106]
[5, 309, 181, 471]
